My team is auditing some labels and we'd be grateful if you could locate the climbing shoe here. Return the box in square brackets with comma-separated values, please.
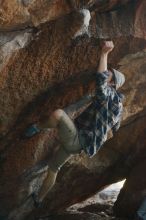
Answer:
[31, 192, 42, 208]
[24, 124, 41, 138]
[136, 197, 146, 220]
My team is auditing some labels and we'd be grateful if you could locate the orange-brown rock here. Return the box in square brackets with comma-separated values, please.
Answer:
[0, 1, 146, 220]
[0, 0, 137, 30]
[0, 0, 70, 29]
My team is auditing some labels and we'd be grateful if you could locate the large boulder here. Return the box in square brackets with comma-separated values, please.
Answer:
[0, 0, 146, 219]
[0, 0, 133, 29]
[113, 125, 146, 218]
[114, 159, 146, 218]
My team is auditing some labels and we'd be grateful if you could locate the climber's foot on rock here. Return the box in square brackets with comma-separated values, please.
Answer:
[32, 192, 42, 208]
[23, 124, 41, 138]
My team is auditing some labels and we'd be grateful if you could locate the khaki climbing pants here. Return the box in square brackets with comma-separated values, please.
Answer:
[49, 110, 83, 172]
[49, 94, 92, 172]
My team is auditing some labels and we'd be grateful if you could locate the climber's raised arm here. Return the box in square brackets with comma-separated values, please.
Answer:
[94, 41, 115, 104]
[97, 41, 114, 73]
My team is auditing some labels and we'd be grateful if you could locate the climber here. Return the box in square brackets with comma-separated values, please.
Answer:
[26, 40, 125, 206]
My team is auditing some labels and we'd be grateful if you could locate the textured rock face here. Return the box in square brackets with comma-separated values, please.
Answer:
[0, 0, 146, 220]
[0, 0, 133, 29]
[114, 159, 146, 218]
[0, 0, 70, 29]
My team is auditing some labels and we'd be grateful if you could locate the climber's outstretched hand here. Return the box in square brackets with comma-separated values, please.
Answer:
[101, 41, 114, 54]
[97, 40, 114, 73]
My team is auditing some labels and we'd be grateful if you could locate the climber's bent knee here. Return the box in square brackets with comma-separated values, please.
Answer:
[52, 109, 65, 121]
[57, 111, 82, 154]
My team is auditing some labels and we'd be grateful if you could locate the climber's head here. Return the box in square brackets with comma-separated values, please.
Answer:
[108, 68, 125, 89]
